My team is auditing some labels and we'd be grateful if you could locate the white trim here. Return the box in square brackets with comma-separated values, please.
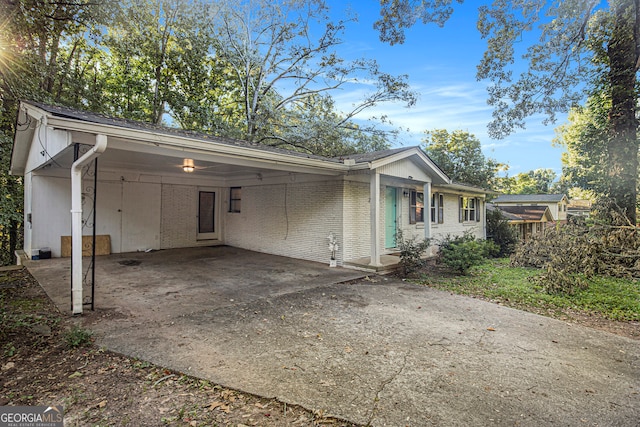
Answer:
[369, 171, 381, 267]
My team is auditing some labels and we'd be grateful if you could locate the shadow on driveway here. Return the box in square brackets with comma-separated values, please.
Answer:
[27, 247, 640, 426]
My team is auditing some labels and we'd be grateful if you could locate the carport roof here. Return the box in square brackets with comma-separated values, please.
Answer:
[19, 100, 341, 164]
[11, 101, 459, 187]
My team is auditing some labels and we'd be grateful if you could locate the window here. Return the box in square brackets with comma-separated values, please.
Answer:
[409, 190, 424, 224]
[229, 187, 241, 213]
[459, 197, 480, 222]
[430, 193, 444, 224]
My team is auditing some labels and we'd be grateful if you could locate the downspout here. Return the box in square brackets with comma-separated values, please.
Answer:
[71, 134, 107, 314]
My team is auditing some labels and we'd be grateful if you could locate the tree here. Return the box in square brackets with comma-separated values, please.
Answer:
[554, 93, 610, 200]
[486, 208, 518, 256]
[102, 0, 215, 124]
[422, 129, 503, 188]
[211, 0, 417, 153]
[272, 93, 390, 156]
[495, 169, 558, 194]
[0, 0, 112, 265]
[375, 0, 640, 224]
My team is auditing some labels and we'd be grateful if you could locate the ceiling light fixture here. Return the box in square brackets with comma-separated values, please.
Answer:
[182, 158, 195, 173]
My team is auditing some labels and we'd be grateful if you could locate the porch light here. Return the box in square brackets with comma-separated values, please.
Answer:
[183, 158, 195, 173]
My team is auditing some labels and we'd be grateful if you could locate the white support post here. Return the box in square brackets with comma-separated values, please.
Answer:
[71, 134, 107, 314]
[369, 171, 381, 267]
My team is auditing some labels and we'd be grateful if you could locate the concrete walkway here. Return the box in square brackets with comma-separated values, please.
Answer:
[27, 247, 640, 426]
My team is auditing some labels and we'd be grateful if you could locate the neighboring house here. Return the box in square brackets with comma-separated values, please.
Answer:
[567, 199, 592, 219]
[491, 193, 569, 222]
[11, 101, 488, 313]
[488, 204, 555, 241]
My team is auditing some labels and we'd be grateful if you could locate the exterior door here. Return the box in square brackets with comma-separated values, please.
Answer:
[385, 187, 397, 248]
[197, 190, 218, 240]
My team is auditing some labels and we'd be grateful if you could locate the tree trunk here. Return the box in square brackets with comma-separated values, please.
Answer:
[607, 0, 639, 224]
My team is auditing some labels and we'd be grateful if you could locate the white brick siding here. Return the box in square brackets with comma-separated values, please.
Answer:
[161, 184, 197, 249]
[225, 179, 344, 264]
[342, 180, 371, 261]
[430, 193, 484, 244]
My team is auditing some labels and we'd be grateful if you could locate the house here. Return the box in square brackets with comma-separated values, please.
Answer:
[491, 194, 568, 223]
[11, 101, 488, 313]
[567, 199, 592, 219]
[488, 204, 555, 240]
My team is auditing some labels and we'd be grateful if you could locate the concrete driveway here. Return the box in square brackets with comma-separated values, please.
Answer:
[28, 247, 640, 426]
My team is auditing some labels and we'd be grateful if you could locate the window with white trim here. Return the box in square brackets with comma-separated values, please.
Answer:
[409, 190, 424, 224]
[430, 193, 444, 224]
[459, 197, 480, 222]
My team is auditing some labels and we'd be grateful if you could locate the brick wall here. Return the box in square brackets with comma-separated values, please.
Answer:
[430, 193, 484, 243]
[342, 180, 371, 261]
[225, 179, 344, 264]
[161, 184, 197, 249]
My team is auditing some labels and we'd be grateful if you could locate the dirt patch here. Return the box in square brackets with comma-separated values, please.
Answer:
[0, 268, 357, 427]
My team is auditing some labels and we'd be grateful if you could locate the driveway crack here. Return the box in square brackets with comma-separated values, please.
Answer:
[366, 352, 409, 426]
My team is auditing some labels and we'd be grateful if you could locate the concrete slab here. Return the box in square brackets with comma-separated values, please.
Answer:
[27, 247, 640, 426]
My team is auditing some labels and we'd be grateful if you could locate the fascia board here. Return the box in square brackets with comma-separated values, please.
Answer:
[438, 183, 491, 196]
[10, 103, 46, 176]
[46, 116, 350, 175]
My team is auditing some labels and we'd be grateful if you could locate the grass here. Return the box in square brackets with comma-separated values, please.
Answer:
[418, 258, 640, 321]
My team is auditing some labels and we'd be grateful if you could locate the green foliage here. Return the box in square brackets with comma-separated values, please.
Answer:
[395, 229, 430, 277]
[438, 233, 497, 275]
[486, 208, 518, 257]
[419, 258, 640, 321]
[64, 325, 93, 349]
[422, 129, 504, 188]
[495, 169, 558, 195]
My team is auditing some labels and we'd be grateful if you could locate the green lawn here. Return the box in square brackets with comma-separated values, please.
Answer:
[418, 258, 640, 321]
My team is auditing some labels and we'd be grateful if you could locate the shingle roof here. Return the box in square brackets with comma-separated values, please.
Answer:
[494, 205, 553, 221]
[492, 194, 567, 204]
[338, 146, 416, 163]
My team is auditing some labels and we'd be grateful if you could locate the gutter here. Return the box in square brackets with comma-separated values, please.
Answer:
[71, 134, 107, 315]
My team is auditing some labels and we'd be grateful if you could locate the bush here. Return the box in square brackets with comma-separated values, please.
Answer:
[396, 229, 431, 277]
[438, 233, 497, 274]
[486, 208, 518, 257]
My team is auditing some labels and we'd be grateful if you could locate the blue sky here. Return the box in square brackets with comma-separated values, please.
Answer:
[327, 1, 568, 177]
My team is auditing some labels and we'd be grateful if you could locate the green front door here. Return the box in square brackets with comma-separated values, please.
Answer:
[385, 187, 397, 248]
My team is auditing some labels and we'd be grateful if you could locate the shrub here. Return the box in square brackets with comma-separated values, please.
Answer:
[396, 229, 431, 277]
[438, 233, 496, 274]
[486, 208, 518, 257]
